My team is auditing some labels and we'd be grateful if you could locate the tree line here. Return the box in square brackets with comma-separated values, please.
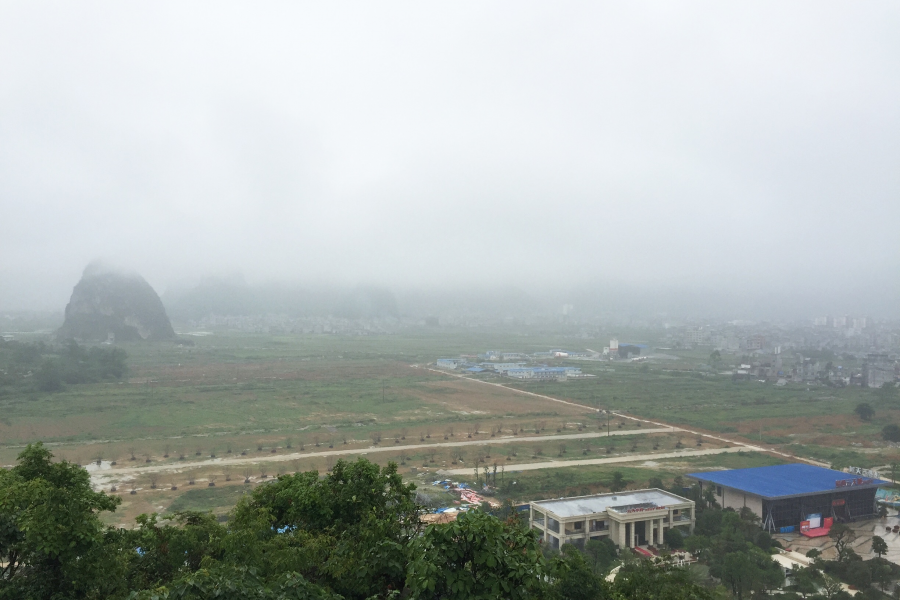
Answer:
[0, 339, 127, 393]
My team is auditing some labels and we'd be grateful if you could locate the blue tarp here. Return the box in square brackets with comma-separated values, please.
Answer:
[687, 464, 889, 499]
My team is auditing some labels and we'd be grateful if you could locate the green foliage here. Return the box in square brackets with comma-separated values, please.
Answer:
[855, 402, 875, 421]
[872, 535, 888, 558]
[821, 557, 900, 593]
[829, 523, 856, 563]
[683, 509, 784, 598]
[0, 442, 122, 599]
[611, 561, 714, 600]
[582, 538, 618, 575]
[876, 383, 899, 403]
[0, 338, 127, 394]
[712, 546, 784, 600]
[127, 565, 339, 600]
[406, 510, 545, 600]
[663, 527, 684, 549]
[609, 471, 626, 492]
[547, 545, 607, 600]
[787, 566, 824, 596]
[0, 445, 740, 600]
[231, 458, 420, 599]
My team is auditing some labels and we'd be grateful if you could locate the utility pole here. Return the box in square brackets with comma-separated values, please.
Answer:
[609, 397, 617, 437]
[382, 380, 385, 403]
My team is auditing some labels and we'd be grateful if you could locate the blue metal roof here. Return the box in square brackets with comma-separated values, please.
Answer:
[687, 464, 889, 499]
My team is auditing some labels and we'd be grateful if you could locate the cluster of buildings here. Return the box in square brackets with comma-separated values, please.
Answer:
[528, 463, 886, 552]
[434, 342, 649, 380]
[667, 317, 899, 355]
[729, 350, 897, 388]
[435, 357, 584, 380]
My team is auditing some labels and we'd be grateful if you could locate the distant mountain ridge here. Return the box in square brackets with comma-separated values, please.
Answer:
[163, 278, 399, 321]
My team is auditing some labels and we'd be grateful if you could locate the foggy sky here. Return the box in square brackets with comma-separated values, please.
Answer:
[2, 2, 899, 317]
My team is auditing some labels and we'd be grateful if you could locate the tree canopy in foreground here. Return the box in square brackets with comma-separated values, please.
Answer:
[0, 444, 727, 599]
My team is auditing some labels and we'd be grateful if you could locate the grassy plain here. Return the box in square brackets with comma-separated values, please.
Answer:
[2, 328, 896, 525]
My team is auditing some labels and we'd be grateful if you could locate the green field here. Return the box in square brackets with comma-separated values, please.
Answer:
[2, 328, 895, 524]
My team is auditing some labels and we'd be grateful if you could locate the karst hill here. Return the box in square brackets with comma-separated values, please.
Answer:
[57, 263, 176, 342]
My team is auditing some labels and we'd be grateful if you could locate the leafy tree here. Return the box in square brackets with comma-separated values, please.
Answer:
[714, 546, 784, 600]
[611, 561, 714, 600]
[664, 527, 684, 549]
[124, 511, 229, 592]
[582, 538, 617, 575]
[820, 573, 845, 599]
[0, 442, 122, 599]
[855, 403, 875, 421]
[35, 358, 63, 392]
[871, 559, 894, 592]
[829, 523, 856, 563]
[609, 471, 626, 492]
[872, 535, 888, 559]
[406, 510, 546, 600]
[684, 534, 710, 557]
[231, 457, 420, 599]
[882, 424, 900, 442]
[127, 564, 340, 600]
[547, 545, 608, 600]
[789, 566, 824, 596]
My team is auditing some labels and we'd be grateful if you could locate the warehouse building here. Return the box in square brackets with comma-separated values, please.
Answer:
[506, 366, 582, 380]
[435, 358, 463, 369]
[688, 464, 888, 534]
[530, 489, 694, 550]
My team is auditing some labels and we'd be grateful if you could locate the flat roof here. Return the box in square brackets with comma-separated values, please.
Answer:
[532, 489, 691, 518]
[687, 464, 889, 499]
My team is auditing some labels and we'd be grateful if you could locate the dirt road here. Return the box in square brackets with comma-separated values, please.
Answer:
[437, 446, 759, 476]
[420, 366, 829, 468]
[89, 427, 676, 487]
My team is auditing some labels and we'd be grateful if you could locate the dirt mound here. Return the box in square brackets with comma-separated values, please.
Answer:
[57, 262, 176, 342]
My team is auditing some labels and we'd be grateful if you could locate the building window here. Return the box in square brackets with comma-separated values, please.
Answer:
[547, 517, 560, 533]
[533, 511, 545, 526]
[716, 486, 723, 496]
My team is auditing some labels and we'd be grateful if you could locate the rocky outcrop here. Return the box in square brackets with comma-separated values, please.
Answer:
[57, 263, 176, 342]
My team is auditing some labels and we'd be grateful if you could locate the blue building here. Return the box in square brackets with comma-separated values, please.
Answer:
[688, 464, 887, 533]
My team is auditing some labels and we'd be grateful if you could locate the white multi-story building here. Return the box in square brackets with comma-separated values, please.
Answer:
[530, 489, 695, 550]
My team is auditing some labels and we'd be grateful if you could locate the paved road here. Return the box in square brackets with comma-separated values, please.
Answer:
[437, 446, 759, 476]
